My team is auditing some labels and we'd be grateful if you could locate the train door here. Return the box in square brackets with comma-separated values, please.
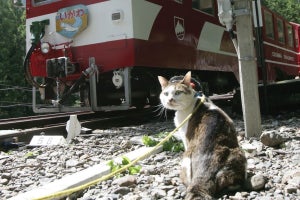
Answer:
[295, 25, 300, 48]
[297, 25, 300, 75]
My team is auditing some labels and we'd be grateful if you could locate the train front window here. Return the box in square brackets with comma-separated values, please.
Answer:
[192, 0, 214, 15]
[286, 24, 294, 48]
[174, 0, 183, 3]
[32, 0, 60, 6]
[277, 19, 285, 44]
[264, 10, 274, 40]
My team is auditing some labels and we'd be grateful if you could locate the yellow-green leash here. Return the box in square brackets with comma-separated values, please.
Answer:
[34, 95, 206, 200]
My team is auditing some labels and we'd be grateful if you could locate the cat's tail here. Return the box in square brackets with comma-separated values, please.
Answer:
[185, 186, 214, 200]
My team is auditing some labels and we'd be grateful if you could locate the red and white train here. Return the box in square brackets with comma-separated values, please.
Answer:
[24, 0, 300, 113]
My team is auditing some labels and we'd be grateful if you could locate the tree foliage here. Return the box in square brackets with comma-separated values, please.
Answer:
[0, 0, 33, 118]
[262, 0, 300, 24]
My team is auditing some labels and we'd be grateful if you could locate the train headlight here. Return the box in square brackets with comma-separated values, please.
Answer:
[41, 42, 51, 54]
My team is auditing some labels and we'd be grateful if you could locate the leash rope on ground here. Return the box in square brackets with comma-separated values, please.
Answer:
[34, 95, 206, 200]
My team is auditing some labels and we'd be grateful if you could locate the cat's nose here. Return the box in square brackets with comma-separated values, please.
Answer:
[168, 98, 174, 103]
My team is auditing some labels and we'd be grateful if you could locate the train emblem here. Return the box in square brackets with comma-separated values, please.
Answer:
[56, 4, 88, 38]
[174, 16, 185, 40]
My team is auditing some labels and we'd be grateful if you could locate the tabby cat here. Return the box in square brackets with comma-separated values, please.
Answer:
[158, 71, 246, 199]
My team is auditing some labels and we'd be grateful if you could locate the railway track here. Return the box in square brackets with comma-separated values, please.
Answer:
[0, 111, 92, 130]
[0, 94, 234, 146]
[0, 107, 156, 149]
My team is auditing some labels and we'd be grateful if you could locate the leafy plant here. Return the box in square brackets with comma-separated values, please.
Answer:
[107, 156, 142, 177]
[142, 132, 184, 152]
[142, 135, 159, 147]
[163, 136, 184, 152]
[262, 0, 300, 23]
[24, 151, 38, 159]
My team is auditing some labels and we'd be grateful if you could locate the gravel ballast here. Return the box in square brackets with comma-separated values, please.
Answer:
[0, 110, 299, 200]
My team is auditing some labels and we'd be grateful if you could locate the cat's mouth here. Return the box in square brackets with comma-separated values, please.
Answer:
[166, 102, 180, 108]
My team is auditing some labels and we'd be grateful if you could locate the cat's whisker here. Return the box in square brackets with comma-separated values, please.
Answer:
[152, 104, 162, 111]
[153, 104, 168, 120]
[160, 107, 169, 120]
[156, 106, 165, 118]
[152, 104, 162, 113]
[152, 104, 163, 114]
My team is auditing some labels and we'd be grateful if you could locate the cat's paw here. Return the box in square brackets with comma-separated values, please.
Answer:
[185, 192, 213, 200]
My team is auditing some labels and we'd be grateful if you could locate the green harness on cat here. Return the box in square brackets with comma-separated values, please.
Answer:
[34, 95, 206, 200]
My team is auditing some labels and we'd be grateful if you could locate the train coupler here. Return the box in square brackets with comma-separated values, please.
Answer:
[51, 63, 99, 106]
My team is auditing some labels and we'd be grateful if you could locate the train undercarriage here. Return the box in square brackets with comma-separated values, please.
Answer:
[32, 61, 300, 114]
[31, 62, 241, 113]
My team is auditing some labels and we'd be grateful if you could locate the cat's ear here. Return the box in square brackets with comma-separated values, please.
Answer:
[158, 76, 168, 89]
[182, 71, 191, 86]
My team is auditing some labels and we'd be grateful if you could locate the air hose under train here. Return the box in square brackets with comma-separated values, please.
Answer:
[24, 19, 50, 88]
[24, 43, 47, 88]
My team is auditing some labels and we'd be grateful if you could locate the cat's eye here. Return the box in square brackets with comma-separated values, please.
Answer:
[175, 91, 183, 95]
[164, 92, 168, 96]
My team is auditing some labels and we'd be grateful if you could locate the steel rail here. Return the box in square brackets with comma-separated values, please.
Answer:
[0, 95, 234, 146]
[0, 107, 156, 144]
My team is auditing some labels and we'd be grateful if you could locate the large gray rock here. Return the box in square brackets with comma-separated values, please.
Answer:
[260, 130, 286, 147]
[112, 175, 137, 187]
[245, 174, 266, 191]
